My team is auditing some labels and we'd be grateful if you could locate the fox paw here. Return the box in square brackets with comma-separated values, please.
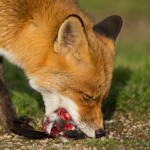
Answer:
[13, 115, 33, 130]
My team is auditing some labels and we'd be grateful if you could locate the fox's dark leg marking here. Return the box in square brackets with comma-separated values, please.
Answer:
[0, 56, 33, 133]
[0, 56, 17, 132]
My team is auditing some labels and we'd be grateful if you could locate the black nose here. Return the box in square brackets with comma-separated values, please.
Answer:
[95, 129, 106, 138]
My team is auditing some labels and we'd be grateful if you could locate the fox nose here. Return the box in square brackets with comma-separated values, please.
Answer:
[95, 129, 106, 138]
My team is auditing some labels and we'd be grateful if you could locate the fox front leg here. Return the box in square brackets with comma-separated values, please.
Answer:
[0, 57, 33, 133]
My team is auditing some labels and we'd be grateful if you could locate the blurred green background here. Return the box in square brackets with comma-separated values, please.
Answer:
[3, 0, 150, 121]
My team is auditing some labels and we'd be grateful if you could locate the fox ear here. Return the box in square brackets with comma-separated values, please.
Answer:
[93, 15, 122, 42]
[54, 16, 86, 54]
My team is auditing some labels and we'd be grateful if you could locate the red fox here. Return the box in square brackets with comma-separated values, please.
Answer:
[0, 0, 122, 138]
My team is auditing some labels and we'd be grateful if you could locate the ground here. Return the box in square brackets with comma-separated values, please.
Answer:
[0, 0, 150, 149]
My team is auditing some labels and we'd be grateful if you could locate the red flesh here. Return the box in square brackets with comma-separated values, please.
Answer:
[42, 108, 74, 136]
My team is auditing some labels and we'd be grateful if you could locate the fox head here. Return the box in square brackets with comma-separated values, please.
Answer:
[28, 15, 122, 138]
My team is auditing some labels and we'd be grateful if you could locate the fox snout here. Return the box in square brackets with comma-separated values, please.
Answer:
[76, 102, 105, 138]
[41, 90, 105, 138]
[76, 104, 106, 138]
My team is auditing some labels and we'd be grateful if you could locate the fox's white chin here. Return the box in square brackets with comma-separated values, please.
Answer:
[41, 90, 95, 138]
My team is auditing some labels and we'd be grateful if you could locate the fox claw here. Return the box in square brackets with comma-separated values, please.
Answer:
[17, 116, 33, 124]
[12, 116, 34, 130]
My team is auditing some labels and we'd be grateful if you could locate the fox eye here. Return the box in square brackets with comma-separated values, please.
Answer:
[83, 94, 92, 101]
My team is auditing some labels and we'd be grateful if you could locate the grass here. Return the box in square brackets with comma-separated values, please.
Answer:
[65, 139, 150, 149]
[1, 0, 150, 149]
[103, 42, 150, 119]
